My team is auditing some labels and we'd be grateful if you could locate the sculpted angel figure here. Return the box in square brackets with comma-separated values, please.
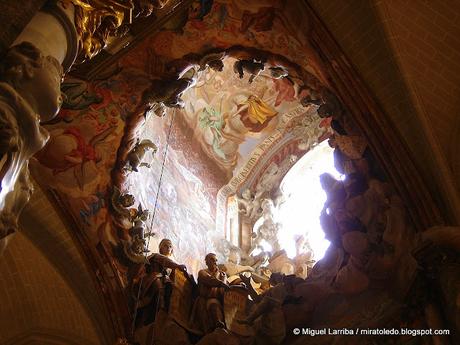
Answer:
[233, 59, 265, 83]
[219, 249, 254, 279]
[250, 219, 282, 256]
[141, 76, 196, 118]
[237, 189, 262, 221]
[111, 186, 135, 218]
[125, 139, 157, 172]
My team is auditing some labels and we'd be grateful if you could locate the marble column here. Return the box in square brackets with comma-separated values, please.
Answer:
[13, 3, 78, 71]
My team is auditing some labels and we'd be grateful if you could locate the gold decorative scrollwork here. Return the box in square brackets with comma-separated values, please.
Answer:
[66, 0, 134, 62]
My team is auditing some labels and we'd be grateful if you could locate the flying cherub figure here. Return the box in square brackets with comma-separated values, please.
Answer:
[111, 186, 135, 219]
[233, 59, 265, 83]
[198, 52, 226, 72]
[268, 66, 287, 79]
[269, 66, 294, 86]
[142, 77, 196, 112]
[237, 189, 263, 221]
[125, 139, 158, 172]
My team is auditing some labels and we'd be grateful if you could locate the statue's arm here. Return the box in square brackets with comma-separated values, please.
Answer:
[198, 270, 228, 288]
[150, 253, 186, 271]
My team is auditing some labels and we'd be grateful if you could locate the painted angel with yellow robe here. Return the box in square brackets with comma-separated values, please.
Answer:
[239, 95, 278, 132]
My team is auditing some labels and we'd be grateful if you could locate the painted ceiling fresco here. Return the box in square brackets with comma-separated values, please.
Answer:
[30, 66, 229, 278]
[120, 0, 328, 87]
[123, 111, 222, 277]
[29, 0, 333, 294]
[180, 56, 318, 176]
[31, 69, 150, 245]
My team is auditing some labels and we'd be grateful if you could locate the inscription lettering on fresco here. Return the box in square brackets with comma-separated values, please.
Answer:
[229, 156, 261, 189]
[228, 104, 305, 191]
[215, 105, 307, 234]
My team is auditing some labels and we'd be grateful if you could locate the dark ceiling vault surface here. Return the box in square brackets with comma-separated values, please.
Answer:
[0, 185, 113, 345]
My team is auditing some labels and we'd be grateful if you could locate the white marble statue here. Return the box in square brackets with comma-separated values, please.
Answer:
[249, 198, 282, 256]
[0, 42, 63, 248]
[220, 249, 255, 280]
[237, 188, 263, 221]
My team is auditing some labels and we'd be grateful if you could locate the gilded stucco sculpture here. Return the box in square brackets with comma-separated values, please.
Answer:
[67, 0, 134, 62]
[67, 0, 172, 62]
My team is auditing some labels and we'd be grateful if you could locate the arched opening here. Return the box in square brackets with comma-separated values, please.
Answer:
[277, 140, 339, 261]
[111, 48, 333, 278]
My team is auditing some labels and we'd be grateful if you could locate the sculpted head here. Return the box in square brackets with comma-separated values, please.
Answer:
[119, 193, 135, 208]
[289, 155, 298, 164]
[0, 42, 63, 121]
[242, 189, 252, 200]
[319, 173, 337, 192]
[205, 252, 218, 271]
[159, 238, 173, 256]
[208, 59, 224, 72]
[261, 198, 274, 212]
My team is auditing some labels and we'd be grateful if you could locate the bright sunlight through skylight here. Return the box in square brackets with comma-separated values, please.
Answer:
[278, 141, 342, 261]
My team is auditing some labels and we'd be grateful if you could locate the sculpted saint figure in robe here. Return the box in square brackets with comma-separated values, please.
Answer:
[191, 253, 231, 333]
[133, 238, 187, 327]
